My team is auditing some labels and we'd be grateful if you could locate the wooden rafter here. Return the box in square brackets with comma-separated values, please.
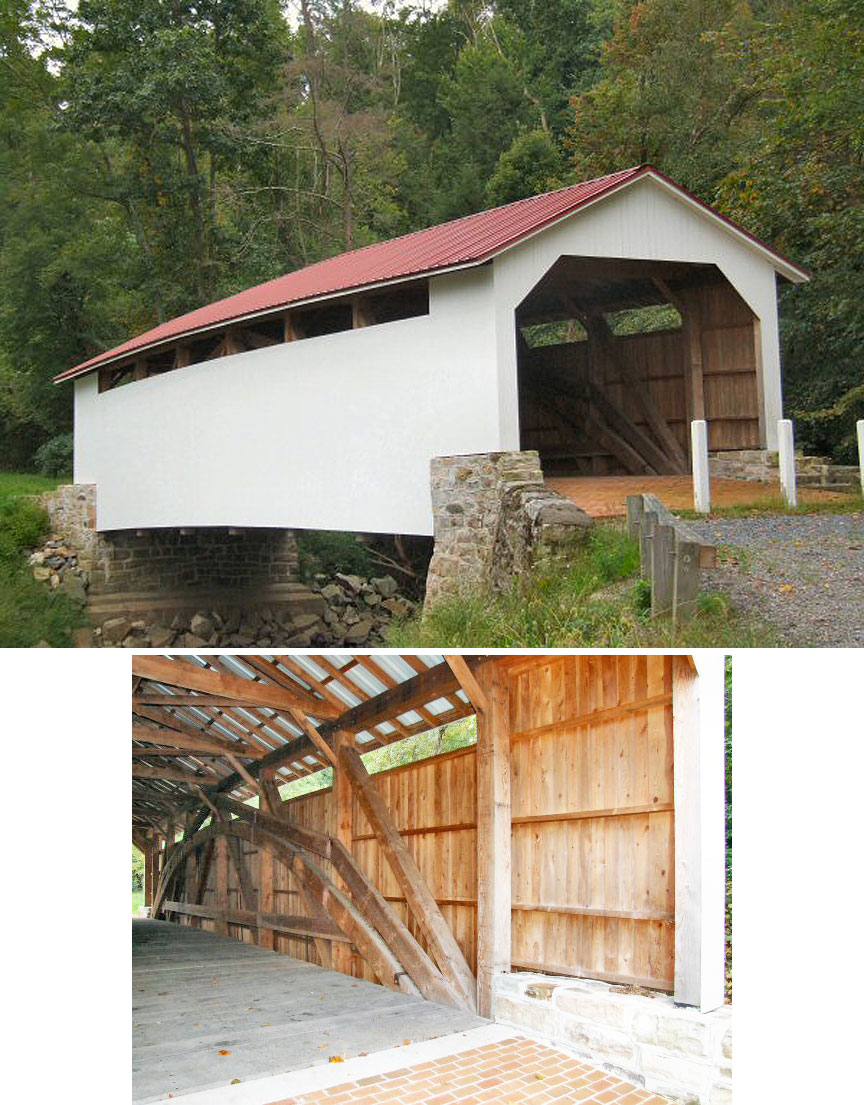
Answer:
[131, 655, 340, 718]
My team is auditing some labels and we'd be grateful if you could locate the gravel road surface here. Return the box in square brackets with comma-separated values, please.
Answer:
[688, 513, 864, 646]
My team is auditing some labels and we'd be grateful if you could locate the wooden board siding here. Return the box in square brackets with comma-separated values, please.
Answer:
[520, 275, 761, 471]
[507, 655, 675, 990]
[351, 746, 478, 982]
[170, 656, 685, 996]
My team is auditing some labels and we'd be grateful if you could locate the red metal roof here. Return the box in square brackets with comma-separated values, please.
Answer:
[55, 165, 807, 382]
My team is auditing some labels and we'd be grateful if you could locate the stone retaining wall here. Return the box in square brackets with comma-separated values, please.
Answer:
[710, 449, 858, 490]
[425, 451, 592, 607]
[494, 973, 731, 1105]
[40, 484, 317, 630]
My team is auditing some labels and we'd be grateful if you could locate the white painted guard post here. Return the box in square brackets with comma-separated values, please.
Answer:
[857, 419, 864, 495]
[777, 418, 797, 507]
[691, 420, 710, 513]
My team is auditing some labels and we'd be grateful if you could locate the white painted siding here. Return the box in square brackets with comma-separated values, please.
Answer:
[74, 266, 499, 534]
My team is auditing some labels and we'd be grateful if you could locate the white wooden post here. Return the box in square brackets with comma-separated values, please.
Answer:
[673, 653, 726, 1013]
[691, 420, 710, 513]
[778, 418, 797, 507]
[857, 420, 864, 496]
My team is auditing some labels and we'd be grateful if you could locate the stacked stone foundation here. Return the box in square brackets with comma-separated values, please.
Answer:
[710, 449, 858, 491]
[425, 451, 592, 607]
[41, 484, 322, 630]
[494, 972, 731, 1105]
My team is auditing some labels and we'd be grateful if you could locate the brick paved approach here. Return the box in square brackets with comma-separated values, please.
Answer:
[548, 474, 847, 518]
[267, 1036, 669, 1105]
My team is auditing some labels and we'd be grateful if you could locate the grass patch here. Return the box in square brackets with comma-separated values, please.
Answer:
[132, 889, 145, 916]
[388, 521, 776, 648]
[0, 471, 87, 647]
[677, 490, 863, 519]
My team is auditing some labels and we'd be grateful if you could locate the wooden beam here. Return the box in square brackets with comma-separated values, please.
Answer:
[288, 708, 338, 768]
[328, 730, 355, 976]
[445, 655, 489, 714]
[334, 658, 486, 734]
[214, 835, 229, 936]
[474, 661, 512, 1018]
[132, 722, 265, 757]
[257, 841, 275, 949]
[338, 744, 477, 1012]
[133, 764, 216, 784]
[132, 656, 340, 718]
[134, 694, 273, 708]
[224, 751, 262, 795]
[291, 848, 419, 996]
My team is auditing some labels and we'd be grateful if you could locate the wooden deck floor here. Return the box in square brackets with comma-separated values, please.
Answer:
[132, 920, 486, 1103]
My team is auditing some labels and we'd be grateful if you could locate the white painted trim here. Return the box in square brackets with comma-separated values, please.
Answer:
[778, 419, 798, 507]
[673, 653, 727, 1013]
[160, 1023, 514, 1105]
[691, 420, 711, 513]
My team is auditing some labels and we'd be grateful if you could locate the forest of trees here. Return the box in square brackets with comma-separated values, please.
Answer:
[1, 0, 861, 472]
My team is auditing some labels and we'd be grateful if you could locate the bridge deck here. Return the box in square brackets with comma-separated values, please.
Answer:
[132, 919, 486, 1103]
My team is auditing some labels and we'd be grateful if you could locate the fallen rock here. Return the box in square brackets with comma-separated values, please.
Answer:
[336, 573, 364, 593]
[372, 575, 399, 598]
[190, 612, 215, 638]
[345, 617, 374, 643]
[102, 617, 132, 644]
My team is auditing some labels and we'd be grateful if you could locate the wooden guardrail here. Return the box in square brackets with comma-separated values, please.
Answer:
[626, 494, 716, 624]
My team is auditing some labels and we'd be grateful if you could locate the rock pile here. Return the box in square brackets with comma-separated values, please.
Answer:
[28, 539, 89, 605]
[27, 534, 417, 647]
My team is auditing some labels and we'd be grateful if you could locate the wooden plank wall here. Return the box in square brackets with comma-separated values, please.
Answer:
[173, 655, 682, 995]
[351, 746, 477, 981]
[507, 654, 675, 991]
[184, 750, 478, 979]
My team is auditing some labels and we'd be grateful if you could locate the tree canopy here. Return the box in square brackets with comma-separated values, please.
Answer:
[2, 0, 860, 468]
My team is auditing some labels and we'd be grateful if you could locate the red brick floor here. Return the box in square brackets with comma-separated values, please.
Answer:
[547, 474, 848, 518]
[266, 1036, 668, 1105]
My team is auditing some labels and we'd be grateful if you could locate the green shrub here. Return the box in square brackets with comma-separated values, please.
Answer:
[33, 432, 74, 478]
[296, 529, 376, 579]
[0, 496, 48, 558]
[388, 521, 776, 648]
[633, 577, 652, 618]
[794, 383, 864, 465]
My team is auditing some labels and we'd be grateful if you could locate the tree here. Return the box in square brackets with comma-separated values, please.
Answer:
[715, 0, 864, 455]
[485, 128, 566, 206]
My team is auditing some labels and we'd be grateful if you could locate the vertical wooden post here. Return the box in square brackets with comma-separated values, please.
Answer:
[685, 298, 706, 422]
[672, 654, 726, 1012]
[144, 837, 157, 908]
[214, 835, 229, 937]
[257, 844, 275, 950]
[329, 730, 355, 976]
[475, 660, 512, 1019]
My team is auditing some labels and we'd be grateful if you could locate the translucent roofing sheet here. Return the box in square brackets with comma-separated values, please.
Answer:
[425, 696, 455, 715]
[396, 709, 423, 726]
[370, 654, 418, 682]
[327, 681, 363, 708]
[290, 655, 331, 682]
[345, 664, 388, 698]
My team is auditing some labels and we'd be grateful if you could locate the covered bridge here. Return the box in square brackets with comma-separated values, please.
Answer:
[132, 651, 729, 1103]
[61, 166, 806, 535]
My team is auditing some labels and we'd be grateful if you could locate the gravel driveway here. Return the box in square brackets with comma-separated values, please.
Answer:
[688, 513, 864, 647]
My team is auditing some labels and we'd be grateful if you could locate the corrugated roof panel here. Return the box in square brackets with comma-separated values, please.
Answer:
[57, 168, 648, 381]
